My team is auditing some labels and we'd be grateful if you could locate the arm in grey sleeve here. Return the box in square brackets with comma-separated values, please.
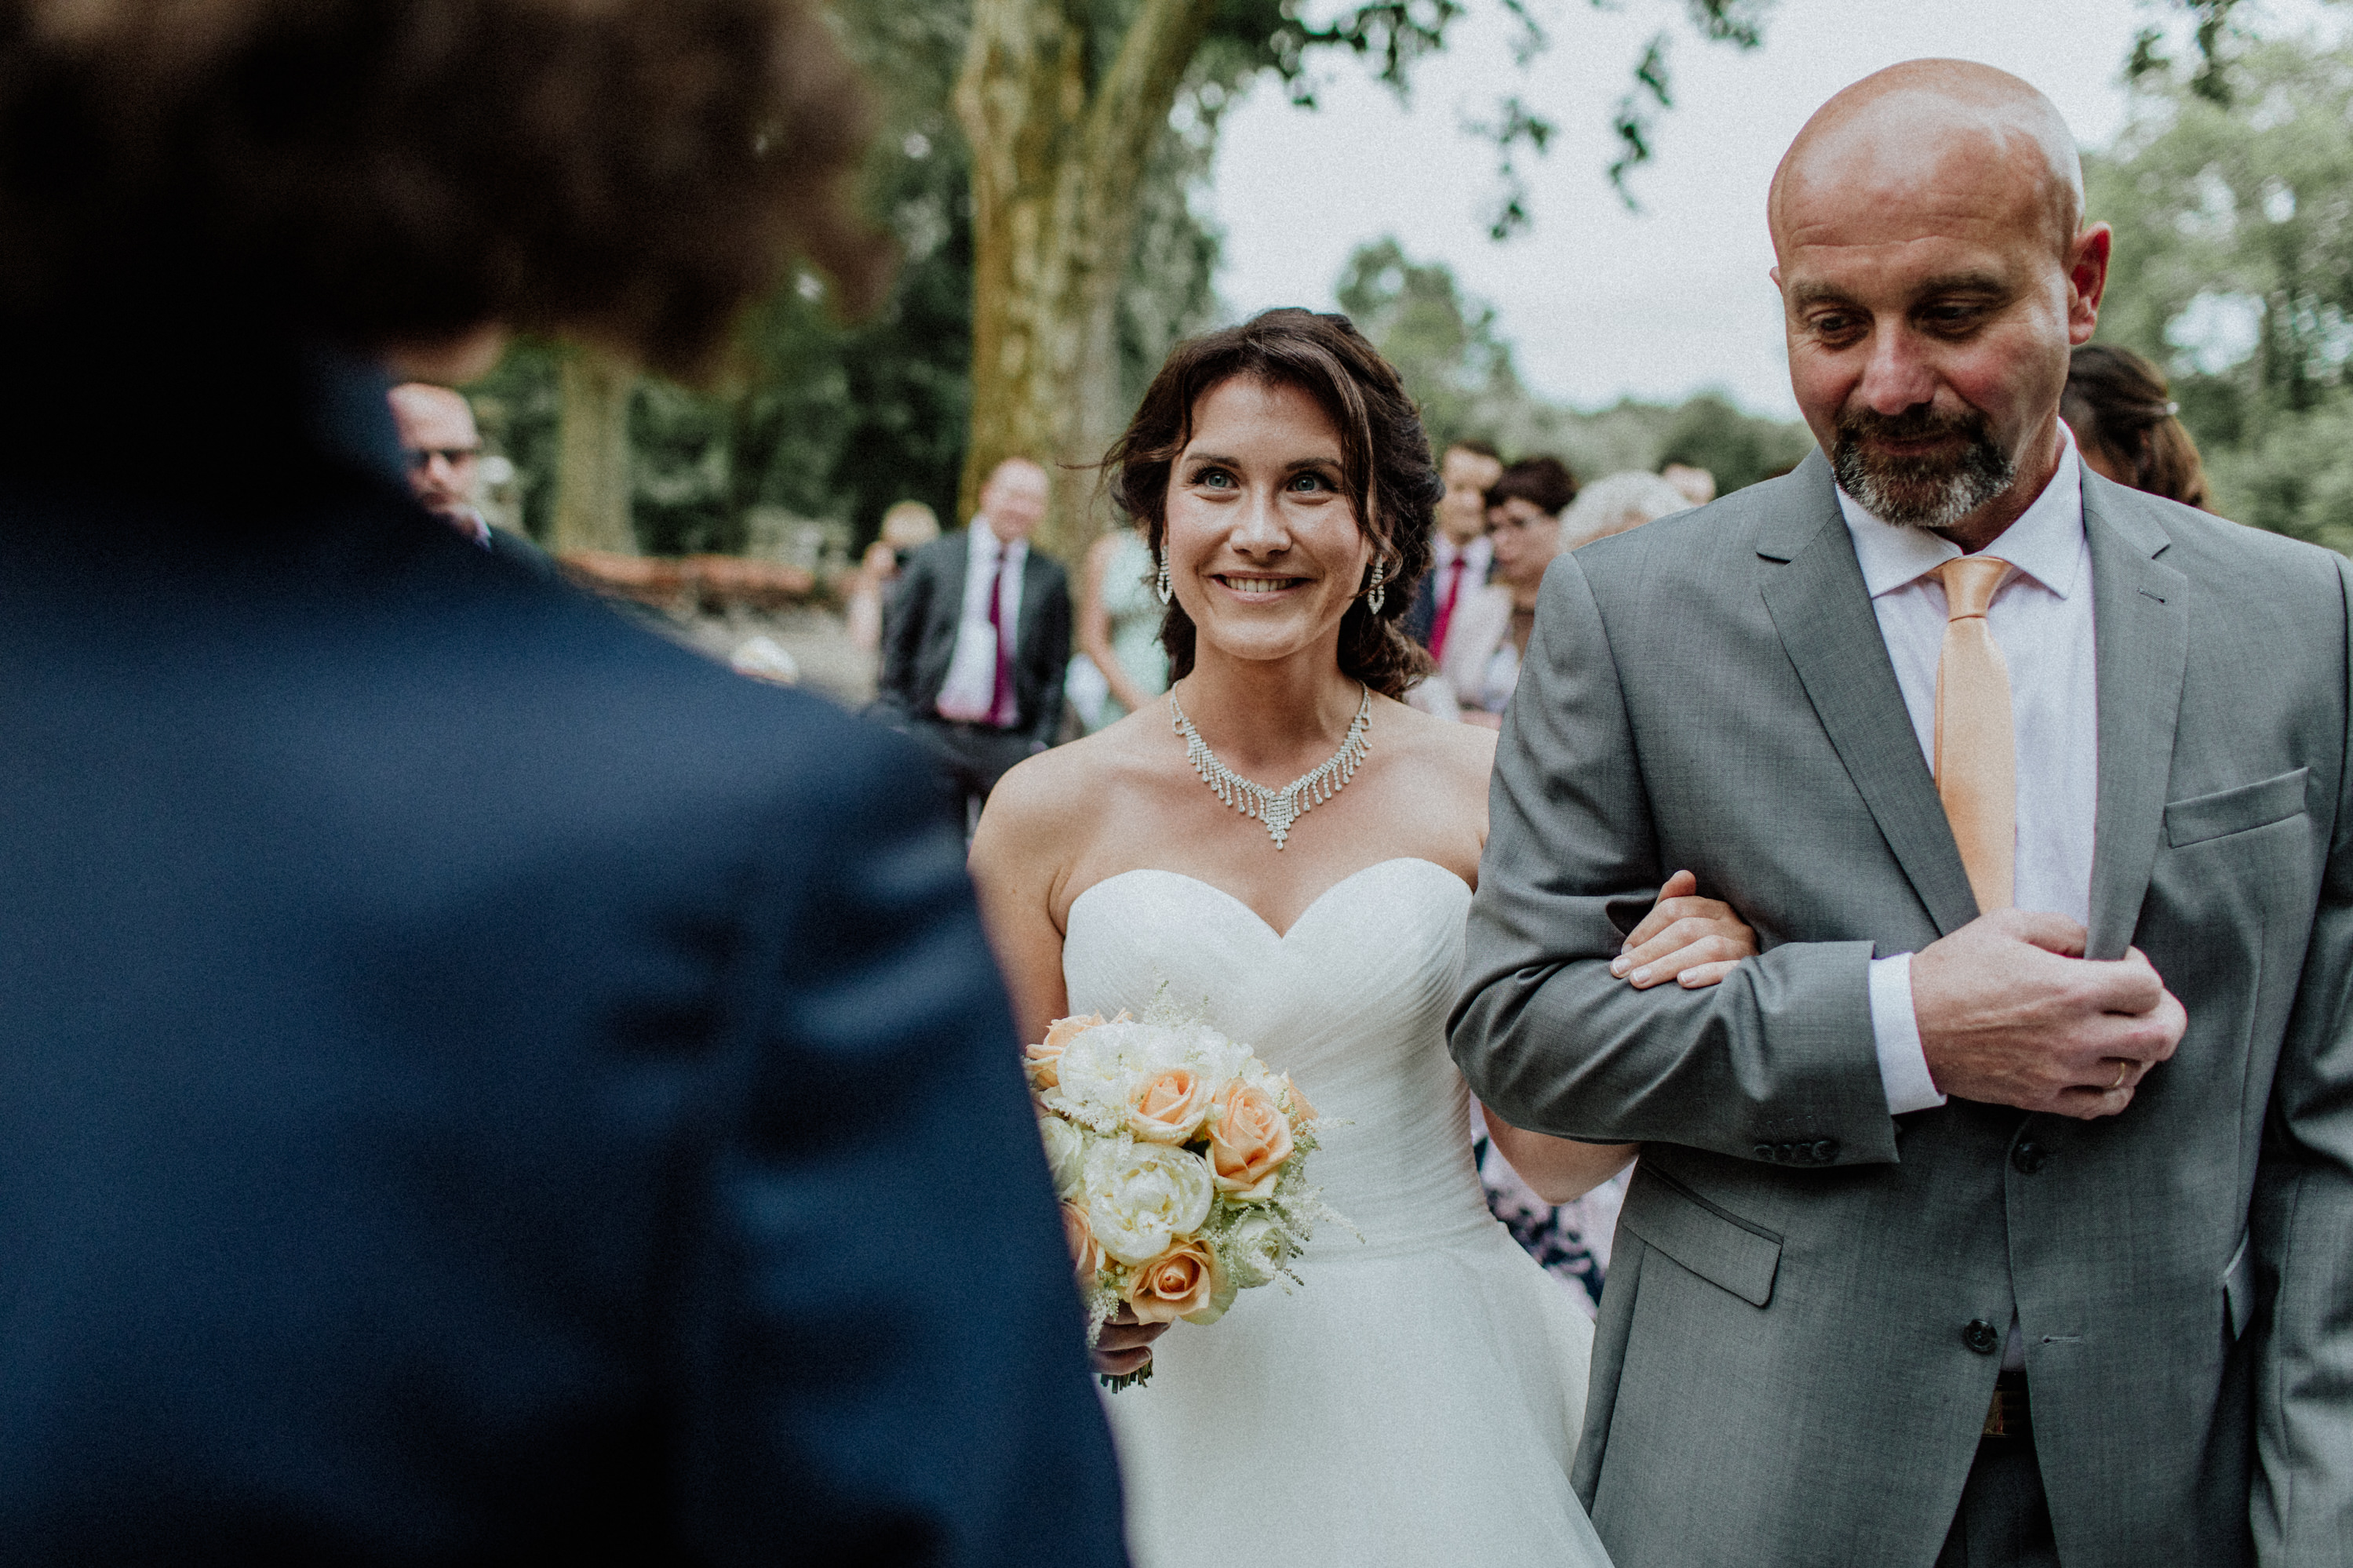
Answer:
[2253, 558, 2353, 1564]
[1448, 550, 1903, 1166]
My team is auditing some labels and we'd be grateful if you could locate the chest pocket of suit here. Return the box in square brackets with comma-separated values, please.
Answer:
[2164, 767, 2309, 848]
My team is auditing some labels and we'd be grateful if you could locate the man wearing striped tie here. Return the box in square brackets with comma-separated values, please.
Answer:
[1455, 57, 2353, 1568]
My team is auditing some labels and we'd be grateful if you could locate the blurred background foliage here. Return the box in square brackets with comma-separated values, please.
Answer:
[1336, 235, 1812, 489]
[469, 0, 2352, 558]
[2088, 27, 2353, 550]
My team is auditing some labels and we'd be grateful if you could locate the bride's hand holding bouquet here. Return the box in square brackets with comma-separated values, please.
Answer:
[1025, 999, 1331, 1389]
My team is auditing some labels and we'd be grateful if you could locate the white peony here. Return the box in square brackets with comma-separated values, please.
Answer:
[1083, 1137, 1216, 1266]
[1047, 1021, 1141, 1133]
[1037, 1114, 1087, 1198]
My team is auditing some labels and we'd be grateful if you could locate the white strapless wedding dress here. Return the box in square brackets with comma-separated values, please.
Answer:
[1065, 857, 1613, 1568]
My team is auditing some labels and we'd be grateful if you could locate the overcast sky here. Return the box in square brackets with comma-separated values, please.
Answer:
[1205, 0, 2344, 417]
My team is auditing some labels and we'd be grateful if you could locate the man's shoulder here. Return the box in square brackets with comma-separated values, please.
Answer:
[905, 531, 968, 574]
[2098, 479, 2348, 606]
[1569, 464, 1820, 590]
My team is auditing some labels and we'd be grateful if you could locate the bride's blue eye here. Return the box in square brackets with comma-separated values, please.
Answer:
[1288, 471, 1331, 493]
[1193, 467, 1236, 489]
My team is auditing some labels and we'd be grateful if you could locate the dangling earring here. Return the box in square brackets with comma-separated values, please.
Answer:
[1365, 557, 1386, 616]
[1156, 546, 1173, 606]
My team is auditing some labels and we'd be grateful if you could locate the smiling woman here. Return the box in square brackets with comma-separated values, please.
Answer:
[965, 308, 1764, 1567]
[1105, 310, 1439, 700]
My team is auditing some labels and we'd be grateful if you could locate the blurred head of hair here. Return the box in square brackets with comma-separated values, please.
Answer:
[0, 0, 885, 478]
[1105, 307, 1441, 700]
[1485, 455, 1578, 518]
[1657, 458, 1716, 507]
[2062, 344, 2209, 510]
[880, 500, 942, 554]
[1562, 471, 1694, 550]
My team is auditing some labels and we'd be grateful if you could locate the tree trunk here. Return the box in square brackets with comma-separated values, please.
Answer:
[550, 346, 639, 555]
[956, 0, 1218, 561]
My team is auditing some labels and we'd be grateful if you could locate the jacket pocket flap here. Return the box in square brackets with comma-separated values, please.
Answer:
[2165, 768, 2310, 848]
[2224, 1231, 2254, 1341]
[1621, 1168, 1783, 1308]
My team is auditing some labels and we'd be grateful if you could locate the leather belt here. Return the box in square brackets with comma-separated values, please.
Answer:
[1981, 1370, 2032, 1442]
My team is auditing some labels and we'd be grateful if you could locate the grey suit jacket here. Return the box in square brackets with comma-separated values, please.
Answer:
[1452, 450, 2353, 1568]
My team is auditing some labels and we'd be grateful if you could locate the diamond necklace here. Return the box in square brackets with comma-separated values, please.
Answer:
[1167, 682, 1372, 850]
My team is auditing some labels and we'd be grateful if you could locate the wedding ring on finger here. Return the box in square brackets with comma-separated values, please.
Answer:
[2109, 1058, 2130, 1092]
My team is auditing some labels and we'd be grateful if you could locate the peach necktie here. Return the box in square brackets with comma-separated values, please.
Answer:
[1934, 555, 2016, 913]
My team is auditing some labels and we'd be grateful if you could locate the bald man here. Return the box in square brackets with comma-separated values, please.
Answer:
[1456, 61, 2351, 1567]
[872, 457, 1073, 813]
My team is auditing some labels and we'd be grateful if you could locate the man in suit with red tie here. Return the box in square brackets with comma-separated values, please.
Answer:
[1405, 438, 1502, 661]
[876, 457, 1075, 817]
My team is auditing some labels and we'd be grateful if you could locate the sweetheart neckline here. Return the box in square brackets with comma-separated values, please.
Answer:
[1066, 857, 1471, 943]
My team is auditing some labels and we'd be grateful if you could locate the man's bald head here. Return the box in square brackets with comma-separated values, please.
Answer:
[388, 382, 483, 520]
[979, 457, 1051, 544]
[1770, 60, 2083, 264]
[1766, 61, 2111, 549]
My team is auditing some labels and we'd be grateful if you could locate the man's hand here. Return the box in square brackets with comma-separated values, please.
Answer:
[1091, 1307, 1168, 1377]
[1910, 909, 2186, 1119]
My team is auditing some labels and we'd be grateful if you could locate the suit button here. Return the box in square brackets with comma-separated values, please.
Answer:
[2011, 1141, 2048, 1175]
[1812, 1138, 1839, 1164]
[1962, 1319, 2001, 1355]
[1753, 1144, 1776, 1162]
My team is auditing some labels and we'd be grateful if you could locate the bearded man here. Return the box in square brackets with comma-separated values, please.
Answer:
[1455, 60, 2353, 1568]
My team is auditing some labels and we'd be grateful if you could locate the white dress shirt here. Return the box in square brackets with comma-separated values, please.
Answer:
[934, 520, 1027, 725]
[1838, 427, 2100, 1116]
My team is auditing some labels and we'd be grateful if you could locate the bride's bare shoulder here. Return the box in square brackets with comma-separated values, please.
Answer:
[974, 708, 1168, 864]
[1375, 693, 1499, 783]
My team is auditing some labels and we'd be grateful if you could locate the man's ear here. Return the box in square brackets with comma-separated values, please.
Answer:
[2065, 224, 2112, 345]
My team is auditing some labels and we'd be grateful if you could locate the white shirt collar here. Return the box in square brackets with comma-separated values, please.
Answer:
[967, 518, 1025, 566]
[1838, 421, 2085, 602]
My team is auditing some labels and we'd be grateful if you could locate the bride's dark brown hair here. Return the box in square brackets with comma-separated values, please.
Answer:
[1104, 309, 1440, 700]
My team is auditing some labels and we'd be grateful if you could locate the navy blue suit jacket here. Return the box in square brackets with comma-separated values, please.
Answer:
[0, 387, 1126, 1564]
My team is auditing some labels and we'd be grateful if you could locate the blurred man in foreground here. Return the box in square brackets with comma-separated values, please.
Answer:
[0, 3, 1124, 1563]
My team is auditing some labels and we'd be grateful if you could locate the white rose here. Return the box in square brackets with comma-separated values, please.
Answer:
[1218, 1211, 1288, 1290]
[1084, 1137, 1216, 1266]
[1037, 1114, 1086, 1198]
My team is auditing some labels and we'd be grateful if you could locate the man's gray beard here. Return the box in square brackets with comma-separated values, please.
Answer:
[1831, 415, 2016, 530]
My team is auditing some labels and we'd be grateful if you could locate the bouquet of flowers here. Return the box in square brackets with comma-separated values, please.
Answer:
[1025, 995, 1329, 1389]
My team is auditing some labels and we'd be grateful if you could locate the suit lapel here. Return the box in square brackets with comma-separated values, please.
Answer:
[1757, 453, 1981, 937]
[2082, 477, 2188, 961]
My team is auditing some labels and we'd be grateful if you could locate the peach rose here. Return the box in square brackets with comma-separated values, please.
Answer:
[1025, 1011, 1104, 1090]
[1061, 1200, 1104, 1285]
[1122, 1238, 1221, 1324]
[1207, 1080, 1294, 1201]
[1126, 1067, 1214, 1144]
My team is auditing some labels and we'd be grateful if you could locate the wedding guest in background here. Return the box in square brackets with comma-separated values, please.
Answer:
[388, 380, 552, 573]
[1659, 453, 1717, 507]
[1404, 437, 1504, 657]
[846, 497, 940, 652]
[1559, 467, 1695, 550]
[2063, 342, 2210, 508]
[0, 2, 1124, 1563]
[1429, 455, 1576, 726]
[1069, 519, 1169, 732]
[873, 457, 1073, 818]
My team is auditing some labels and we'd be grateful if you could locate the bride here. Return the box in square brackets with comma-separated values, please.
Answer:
[971, 309, 1755, 1566]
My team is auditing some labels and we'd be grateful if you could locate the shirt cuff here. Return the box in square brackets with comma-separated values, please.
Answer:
[1869, 954, 1947, 1115]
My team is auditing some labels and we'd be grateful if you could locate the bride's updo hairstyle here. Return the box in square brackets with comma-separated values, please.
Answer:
[1105, 308, 1441, 700]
